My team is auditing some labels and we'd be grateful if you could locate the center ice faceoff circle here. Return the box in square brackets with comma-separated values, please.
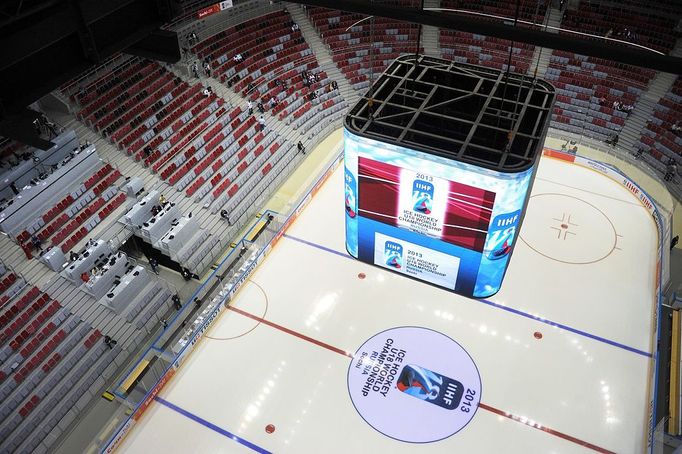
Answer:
[347, 327, 482, 443]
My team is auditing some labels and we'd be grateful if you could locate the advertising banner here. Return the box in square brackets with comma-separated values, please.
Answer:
[197, 1, 233, 19]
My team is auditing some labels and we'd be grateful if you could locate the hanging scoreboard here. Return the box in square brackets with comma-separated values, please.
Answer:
[344, 56, 555, 298]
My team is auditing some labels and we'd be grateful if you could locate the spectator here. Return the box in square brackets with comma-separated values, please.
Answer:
[203, 61, 211, 77]
[598, 96, 606, 106]
[150, 257, 159, 275]
[104, 336, 118, 349]
[182, 268, 192, 281]
[297, 141, 306, 154]
[203, 87, 211, 97]
[605, 133, 619, 147]
[269, 97, 278, 109]
[665, 162, 677, 182]
[635, 148, 645, 159]
[671, 121, 681, 134]
[257, 102, 265, 113]
[161, 319, 168, 329]
[9, 182, 18, 195]
[159, 194, 168, 205]
[672, 235, 680, 250]
[194, 297, 201, 309]
[233, 53, 243, 64]
[191, 62, 199, 78]
[258, 115, 266, 132]
[220, 209, 230, 225]
[172, 294, 182, 311]
[70, 251, 79, 262]
[291, 22, 299, 32]
[143, 145, 152, 157]
[620, 104, 634, 115]
[332, 80, 338, 90]
[31, 235, 42, 252]
[248, 100, 253, 115]
[81, 272, 90, 283]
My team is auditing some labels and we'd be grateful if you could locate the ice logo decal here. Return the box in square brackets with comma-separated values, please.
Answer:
[345, 168, 357, 218]
[412, 179, 433, 215]
[485, 210, 520, 260]
[384, 241, 403, 269]
[396, 364, 464, 410]
[347, 327, 482, 443]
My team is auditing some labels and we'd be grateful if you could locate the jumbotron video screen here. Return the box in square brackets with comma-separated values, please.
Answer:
[344, 129, 534, 298]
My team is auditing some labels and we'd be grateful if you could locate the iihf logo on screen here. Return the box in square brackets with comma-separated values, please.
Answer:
[412, 179, 433, 215]
[384, 241, 403, 269]
[486, 211, 520, 260]
[396, 364, 464, 410]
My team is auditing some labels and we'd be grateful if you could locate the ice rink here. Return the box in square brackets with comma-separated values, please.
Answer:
[117, 149, 659, 453]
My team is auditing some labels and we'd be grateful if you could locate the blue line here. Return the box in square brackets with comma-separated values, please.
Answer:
[155, 397, 272, 454]
[283, 234, 350, 260]
[283, 233, 653, 358]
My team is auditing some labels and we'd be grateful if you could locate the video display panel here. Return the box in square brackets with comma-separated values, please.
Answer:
[344, 128, 535, 298]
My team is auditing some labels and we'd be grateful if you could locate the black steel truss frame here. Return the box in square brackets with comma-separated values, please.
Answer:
[345, 55, 556, 172]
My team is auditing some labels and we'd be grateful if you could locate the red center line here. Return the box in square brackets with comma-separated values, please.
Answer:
[226, 305, 615, 454]
[477, 403, 616, 454]
[226, 306, 354, 358]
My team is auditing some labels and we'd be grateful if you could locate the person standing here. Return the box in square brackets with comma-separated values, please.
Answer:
[150, 257, 159, 275]
[172, 294, 182, 311]
[31, 235, 43, 252]
[258, 115, 266, 132]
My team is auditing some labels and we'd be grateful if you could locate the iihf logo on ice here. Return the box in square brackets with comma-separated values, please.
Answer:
[412, 179, 434, 215]
[396, 364, 464, 410]
[384, 241, 403, 269]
